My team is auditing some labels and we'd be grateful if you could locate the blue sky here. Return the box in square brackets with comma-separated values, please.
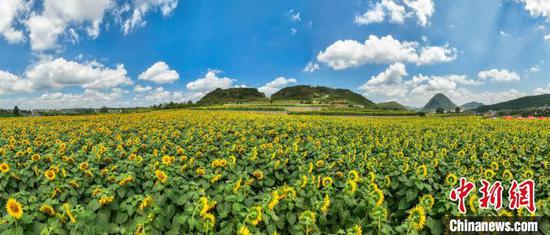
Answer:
[0, 0, 549, 109]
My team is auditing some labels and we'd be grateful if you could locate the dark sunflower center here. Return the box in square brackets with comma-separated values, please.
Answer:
[10, 203, 20, 213]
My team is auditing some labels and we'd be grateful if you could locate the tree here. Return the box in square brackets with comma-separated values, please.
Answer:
[455, 107, 461, 113]
[13, 106, 20, 116]
[100, 106, 109, 113]
[436, 107, 445, 114]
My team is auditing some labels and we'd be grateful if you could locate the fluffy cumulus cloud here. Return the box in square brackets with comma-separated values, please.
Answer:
[518, 0, 550, 20]
[0, 70, 33, 94]
[138, 61, 179, 84]
[26, 58, 133, 90]
[355, 0, 434, 27]
[478, 69, 521, 82]
[186, 70, 234, 93]
[317, 35, 456, 70]
[0, 0, 179, 50]
[0, 0, 29, 43]
[359, 63, 409, 97]
[359, 63, 488, 106]
[134, 84, 152, 92]
[0, 57, 132, 94]
[258, 77, 297, 97]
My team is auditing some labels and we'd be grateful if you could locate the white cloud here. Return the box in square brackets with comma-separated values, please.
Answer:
[26, 57, 132, 90]
[317, 35, 457, 70]
[288, 9, 301, 21]
[134, 84, 153, 92]
[359, 63, 408, 97]
[25, 0, 113, 51]
[355, 3, 385, 25]
[478, 69, 521, 82]
[358, 63, 484, 106]
[0, 70, 33, 94]
[529, 65, 540, 72]
[138, 61, 179, 84]
[119, 0, 179, 34]
[355, 0, 434, 26]
[518, 0, 550, 20]
[258, 77, 297, 97]
[0, 0, 29, 43]
[2, 88, 130, 109]
[303, 62, 320, 73]
[534, 83, 550, 94]
[544, 34, 550, 41]
[0, 0, 178, 50]
[186, 70, 234, 93]
[403, 0, 434, 26]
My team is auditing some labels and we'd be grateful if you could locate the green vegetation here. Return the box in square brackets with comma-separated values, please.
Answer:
[475, 94, 550, 112]
[198, 88, 267, 105]
[422, 93, 457, 112]
[375, 101, 408, 111]
[271, 85, 376, 108]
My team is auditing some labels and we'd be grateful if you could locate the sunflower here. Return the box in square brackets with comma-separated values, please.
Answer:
[420, 194, 435, 209]
[469, 194, 478, 214]
[63, 203, 76, 223]
[238, 225, 250, 235]
[502, 170, 513, 180]
[348, 170, 359, 182]
[316, 160, 324, 168]
[491, 162, 499, 171]
[374, 187, 384, 207]
[446, 173, 458, 186]
[416, 165, 428, 178]
[40, 204, 56, 216]
[79, 162, 89, 170]
[300, 175, 308, 188]
[31, 154, 41, 161]
[320, 194, 331, 213]
[250, 206, 262, 226]
[118, 176, 134, 186]
[219, 159, 227, 167]
[6, 198, 23, 220]
[253, 170, 264, 180]
[321, 176, 333, 187]
[196, 168, 205, 176]
[407, 205, 426, 231]
[155, 170, 168, 183]
[210, 174, 222, 184]
[44, 169, 56, 181]
[99, 196, 115, 206]
[139, 195, 153, 210]
[0, 163, 9, 173]
[162, 156, 174, 165]
[346, 180, 357, 194]
[484, 169, 495, 179]
[233, 178, 242, 193]
[523, 170, 534, 179]
[268, 192, 280, 210]
[202, 212, 216, 230]
[211, 159, 220, 168]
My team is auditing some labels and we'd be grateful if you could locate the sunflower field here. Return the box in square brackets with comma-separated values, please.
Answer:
[0, 110, 548, 234]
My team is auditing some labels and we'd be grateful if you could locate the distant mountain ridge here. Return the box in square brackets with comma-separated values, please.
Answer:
[460, 102, 484, 111]
[376, 101, 408, 111]
[198, 88, 266, 105]
[475, 94, 550, 112]
[271, 85, 376, 107]
[422, 93, 457, 111]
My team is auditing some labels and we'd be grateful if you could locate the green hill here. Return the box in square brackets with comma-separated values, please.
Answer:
[475, 94, 550, 112]
[460, 102, 484, 111]
[198, 88, 267, 105]
[376, 101, 408, 111]
[422, 93, 458, 112]
[270, 85, 376, 107]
